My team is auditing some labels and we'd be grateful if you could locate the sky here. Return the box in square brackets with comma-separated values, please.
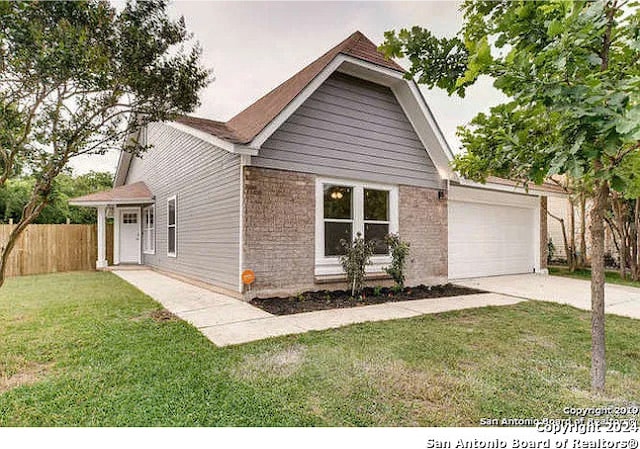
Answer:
[70, 0, 506, 175]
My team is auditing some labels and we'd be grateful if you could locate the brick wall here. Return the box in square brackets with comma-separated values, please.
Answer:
[243, 167, 316, 299]
[399, 185, 448, 285]
[242, 166, 448, 299]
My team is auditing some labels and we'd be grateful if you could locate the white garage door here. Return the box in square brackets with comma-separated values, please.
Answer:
[448, 187, 539, 279]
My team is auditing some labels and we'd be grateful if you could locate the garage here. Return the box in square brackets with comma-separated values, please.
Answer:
[448, 184, 542, 279]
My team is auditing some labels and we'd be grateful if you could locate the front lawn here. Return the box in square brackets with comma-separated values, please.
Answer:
[1, 272, 639, 426]
[549, 266, 640, 288]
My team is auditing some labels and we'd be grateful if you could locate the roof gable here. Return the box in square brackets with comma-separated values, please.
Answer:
[116, 31, 455, 185]
[180, 31, 404, 145]
[254, 72, 443, 189]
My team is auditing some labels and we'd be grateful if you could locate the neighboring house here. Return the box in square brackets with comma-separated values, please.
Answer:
[547, 196, 618, 264]
[71, 31, 557, 300]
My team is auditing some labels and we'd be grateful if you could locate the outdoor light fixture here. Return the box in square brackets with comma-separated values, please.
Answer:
[438, 190, 445, 200]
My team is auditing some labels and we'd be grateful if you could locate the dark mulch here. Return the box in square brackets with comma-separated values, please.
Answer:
[250, 284, 486, 316]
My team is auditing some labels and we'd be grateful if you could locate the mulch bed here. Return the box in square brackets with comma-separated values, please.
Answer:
[250, 284, 486, 316]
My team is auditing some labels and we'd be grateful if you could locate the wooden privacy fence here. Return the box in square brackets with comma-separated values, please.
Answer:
[0, 224, 114, 277]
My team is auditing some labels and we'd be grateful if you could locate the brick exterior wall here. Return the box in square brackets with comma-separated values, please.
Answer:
[540, 196, 548, 271]
[242, 167, 449, 299]
[399, 185, 448, 285]
[242, 166, 316, 299]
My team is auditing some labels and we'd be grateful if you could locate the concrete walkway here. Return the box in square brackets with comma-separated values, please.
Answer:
[113, 269, 523, 347]
[455, 274, 640, 319]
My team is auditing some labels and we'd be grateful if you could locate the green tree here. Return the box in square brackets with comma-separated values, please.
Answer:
[382, 0, 640, 392]
[0, 0, 209, 287]
[0, 171, 113, 224]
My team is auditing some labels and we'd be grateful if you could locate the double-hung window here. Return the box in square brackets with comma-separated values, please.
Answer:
[167, 195, 177, 257]
[323, 185, 353, 256]
[316, 179, 398, 275]
[142, 205, 155, 254]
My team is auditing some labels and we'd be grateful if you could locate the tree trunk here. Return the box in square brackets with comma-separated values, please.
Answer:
[590, 180, 609, 393]
[569, 198, 576, 271]
[546, 210, 572, 269]
[0, 182, 52, 288]
[631, 201, 638, 281]
[0, 220, 30, 288]
[579, 194, 587, 267]
[634, 199, 640, 281]
[611, 195, 628, 280]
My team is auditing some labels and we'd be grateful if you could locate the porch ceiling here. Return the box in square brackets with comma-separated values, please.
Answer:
[69, 181, 154, 207]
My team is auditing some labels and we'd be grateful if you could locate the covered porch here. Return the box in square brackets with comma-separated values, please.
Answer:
[69, 182, 155, 269]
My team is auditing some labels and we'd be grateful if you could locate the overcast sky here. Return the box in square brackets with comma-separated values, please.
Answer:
[70, 0, 506, 175]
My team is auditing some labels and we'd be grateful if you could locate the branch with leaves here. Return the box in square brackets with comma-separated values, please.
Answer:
[0, 0, 210, 287]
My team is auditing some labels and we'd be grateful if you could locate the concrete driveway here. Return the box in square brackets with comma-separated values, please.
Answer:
[455, 274, 640, 319]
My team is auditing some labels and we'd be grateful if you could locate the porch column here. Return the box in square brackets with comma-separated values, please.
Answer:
[96, 206, 108, 269]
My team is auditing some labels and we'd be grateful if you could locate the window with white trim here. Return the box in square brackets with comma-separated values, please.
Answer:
[142, 205, 155, 254]
[323, 185, 353, 256]
[167, 195, 176, 257]
[316, 179, 398, 275]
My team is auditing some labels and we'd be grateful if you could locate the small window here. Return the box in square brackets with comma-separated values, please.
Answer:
[167, 195, 176, 257]
[143, 205, 155, 254]
[323, 185, 353, 256]
[122, 213, 137, 224]
[364, 189, 390, 255]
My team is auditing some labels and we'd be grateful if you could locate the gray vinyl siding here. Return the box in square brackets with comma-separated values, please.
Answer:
[253, 72, 442, 189]
[125, 122, 241, 292]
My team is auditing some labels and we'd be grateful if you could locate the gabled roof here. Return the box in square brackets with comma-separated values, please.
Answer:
[69, 181, 154, 206]
[178, 31, 405, 145]
[115, 31, 455, 185]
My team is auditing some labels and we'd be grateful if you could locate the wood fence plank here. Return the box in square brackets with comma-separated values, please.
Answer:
[0, 223, 115, 277]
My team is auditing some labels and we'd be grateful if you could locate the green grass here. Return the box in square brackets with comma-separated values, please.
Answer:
[1, 271, 639, 426]
[549, 265, 640, 288]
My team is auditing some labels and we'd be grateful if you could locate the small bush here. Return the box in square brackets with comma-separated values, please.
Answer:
[384, 233, 410, 288]
[339, 232, 374, 297]
[547, 238, 555, 264]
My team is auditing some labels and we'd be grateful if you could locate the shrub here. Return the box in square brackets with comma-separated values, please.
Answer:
[339, 232, 374, 298]
[547, 238, 555, 264]
[384, 233, 410, 288]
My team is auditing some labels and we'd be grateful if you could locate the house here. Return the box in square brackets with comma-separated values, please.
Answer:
[547, 195, 619, 265]
[71, 31, 555, 300]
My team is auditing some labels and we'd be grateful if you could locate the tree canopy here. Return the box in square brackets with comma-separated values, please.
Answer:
[0, 0, 209, 287]
[381, 1, 640, 190]
[0, 171, 113, 224]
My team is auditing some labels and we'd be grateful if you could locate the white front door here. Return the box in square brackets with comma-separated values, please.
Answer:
[119, 209, 140, 264]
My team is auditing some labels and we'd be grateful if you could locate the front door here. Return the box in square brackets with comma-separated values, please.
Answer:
[119, 209, 140, 264]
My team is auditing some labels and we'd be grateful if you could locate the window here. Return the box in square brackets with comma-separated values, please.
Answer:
[167, 195, 176, 257]
[316, 179, 398, 275]
[142, 205, 155, 254]
[323, 185, 353, 256]
[364, 189, 390, 255]
[122, 213, 137, 224]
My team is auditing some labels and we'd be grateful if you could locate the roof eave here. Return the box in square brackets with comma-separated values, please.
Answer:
[165, 121, 258, 155]
[69, 198, 155, 207]
[453, 177, 568, 198]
